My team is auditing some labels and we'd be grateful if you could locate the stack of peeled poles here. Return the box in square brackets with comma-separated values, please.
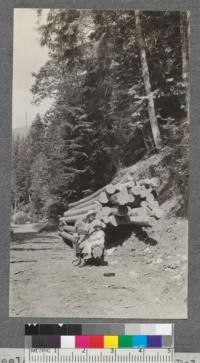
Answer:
[58, 177, 163, 264]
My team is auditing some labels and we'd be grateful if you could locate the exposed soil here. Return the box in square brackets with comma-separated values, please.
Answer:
[9, 218, 187, 318]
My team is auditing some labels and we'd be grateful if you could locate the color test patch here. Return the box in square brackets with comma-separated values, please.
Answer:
[25, 324, 173, 350]
[162, 335, 173, 348]
[147, 336, 162, 348]
[47, 336, 60, 348]
[75, 336, 90, 348]
[61, 336, 75, 348]
[118, 336, 133, 348]
[89, 336, 104, 348]
[155, 324, 172, 336]
[133, 336, 147, 348]
[104, 336, 118, 349]
[25, 324, 173, 336]
[26, 334, 171, 349]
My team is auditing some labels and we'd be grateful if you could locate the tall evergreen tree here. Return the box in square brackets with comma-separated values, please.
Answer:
[135, 10, 162, 150]
[11, 135, 21, 210]
[27, 9, 188, 213]
[30, 153, 49, 218]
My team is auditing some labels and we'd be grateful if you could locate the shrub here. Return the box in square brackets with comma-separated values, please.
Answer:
[12, 211, 29, 225]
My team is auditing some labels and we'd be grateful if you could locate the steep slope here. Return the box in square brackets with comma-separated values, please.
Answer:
[114, 145, 188, 218]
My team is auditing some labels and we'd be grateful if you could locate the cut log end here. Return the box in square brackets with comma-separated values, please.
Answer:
[105, 184, 116, 195]
[109, 215, 118, 227]
[59, 230, 77, 244]
[63, 225, 76, 233]
[110, 189, 129, 206]
[98, 191, 109, 204]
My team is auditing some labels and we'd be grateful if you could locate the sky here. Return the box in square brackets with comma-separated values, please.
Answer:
[12, 9, 50, 129]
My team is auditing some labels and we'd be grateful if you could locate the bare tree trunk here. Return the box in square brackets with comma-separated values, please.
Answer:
[135, 10, 162, 151]
[180, 12, 189, 81]
[180, 12, 189, 111]
[13, 197, 18, 224]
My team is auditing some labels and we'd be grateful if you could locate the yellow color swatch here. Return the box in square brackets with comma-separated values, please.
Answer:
[104, 336, 118, 349]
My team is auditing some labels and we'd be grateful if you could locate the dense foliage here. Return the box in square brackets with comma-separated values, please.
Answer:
[12, 10, 189, 221]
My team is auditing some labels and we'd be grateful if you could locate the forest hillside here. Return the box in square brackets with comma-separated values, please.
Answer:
[11, 10, 189, 226]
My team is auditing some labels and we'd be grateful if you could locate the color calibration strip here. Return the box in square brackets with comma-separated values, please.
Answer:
[25, 323, 172, 336]
[25, 334, 173, 349]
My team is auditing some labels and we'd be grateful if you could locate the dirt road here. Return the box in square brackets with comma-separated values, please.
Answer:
[9, 219, 187, 318]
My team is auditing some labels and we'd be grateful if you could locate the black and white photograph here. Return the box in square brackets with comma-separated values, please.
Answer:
[10, 9, 189, 318]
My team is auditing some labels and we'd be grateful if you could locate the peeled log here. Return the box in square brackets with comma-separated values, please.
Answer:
[109, 215, 118, 227]
[68, 180, 135, 209]
[105, 184, 116, 195]
[103, 215, 110, 224]
[139, 188, 155, 201]
[117, 189, 130, 205]
[70, 199, 102, 211]
[110, 189, 130, 205]
[145, 191, 155, 203]
[115, 181, 134, 192]
[140, 187, 149, 199]
[94, 202, 103, 213]
[141, 201, 149, 208]
[117, 216, 152, 226]
[139, 178, 152, 187]
[96, 206, 129, 219]
[98, 191, 109, 204]
[63, 214, 86, 224]
[129, 207, 149, 217]
[115, 183, 125, 192]
[63, 225, 76, 233]
[130, 216, 152, 226]
[110, 193, 119, 205]
[68, 186, 105, 209]
[64, 204, 96, 217]
[127, 193, 135, 204]
[59, 230, 77, 244]
[96, 211, 104, 221]
[102, 206, 112, 216]
[131, 186, 142, 196]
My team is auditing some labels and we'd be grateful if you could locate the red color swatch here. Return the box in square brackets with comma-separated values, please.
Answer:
[89, 336, 104, 348]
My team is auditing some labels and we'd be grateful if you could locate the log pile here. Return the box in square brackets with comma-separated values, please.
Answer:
[58, 177, 163, 262]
